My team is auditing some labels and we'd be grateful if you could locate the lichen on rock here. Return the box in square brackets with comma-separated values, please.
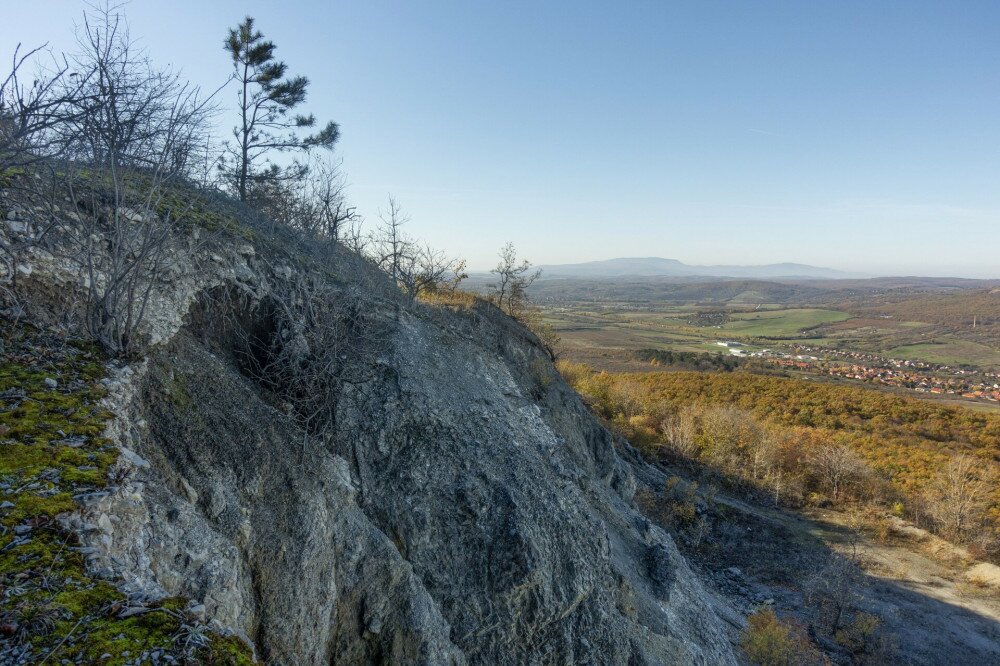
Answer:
[0, 322, 254, 665]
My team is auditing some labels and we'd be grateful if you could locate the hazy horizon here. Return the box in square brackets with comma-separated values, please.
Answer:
[4, 1, 999, 278]
[470, 255, 997, 279]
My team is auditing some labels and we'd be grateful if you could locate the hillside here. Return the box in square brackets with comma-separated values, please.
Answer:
[525, 276, 831, 304]
[520, 274, 1000, 307]
[0, 181, 737, 664]
[846, 288, 1000, 330]
[559, 364, 1000, 664]
[536, 257, 864, 279]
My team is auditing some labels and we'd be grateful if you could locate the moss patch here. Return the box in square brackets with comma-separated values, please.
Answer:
[60, 169, 255, 244]
[0, 321, 255, 664]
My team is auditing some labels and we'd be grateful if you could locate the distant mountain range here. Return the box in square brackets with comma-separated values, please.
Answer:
[535, 257, 868, 280]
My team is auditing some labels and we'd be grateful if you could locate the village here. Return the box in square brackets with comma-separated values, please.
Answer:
[716, 342, 1000, 403]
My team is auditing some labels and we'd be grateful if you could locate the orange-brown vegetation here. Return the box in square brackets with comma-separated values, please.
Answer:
[741, 609, 827, 666]
[559, 362, 1000, 555]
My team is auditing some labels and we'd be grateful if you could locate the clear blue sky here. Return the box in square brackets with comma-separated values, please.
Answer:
[4, 1, 1000, 276]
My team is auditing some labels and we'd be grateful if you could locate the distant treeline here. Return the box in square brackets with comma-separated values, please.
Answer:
[634, 349, 748, 372]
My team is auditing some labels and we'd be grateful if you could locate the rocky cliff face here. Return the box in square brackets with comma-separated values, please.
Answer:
[7, 201, 738, 664]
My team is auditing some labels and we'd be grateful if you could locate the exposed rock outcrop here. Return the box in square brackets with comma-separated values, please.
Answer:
[6, 200, 738, 664]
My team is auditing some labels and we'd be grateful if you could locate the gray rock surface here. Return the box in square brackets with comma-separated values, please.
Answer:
[13, 213, 738, 664]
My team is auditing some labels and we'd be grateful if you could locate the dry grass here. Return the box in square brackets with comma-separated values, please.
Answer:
[418, 288, 481, 309]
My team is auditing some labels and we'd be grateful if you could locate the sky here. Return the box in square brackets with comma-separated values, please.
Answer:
[3, 1, 1000, 277]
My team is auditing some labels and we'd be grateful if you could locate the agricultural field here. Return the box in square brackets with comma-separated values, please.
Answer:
[537, 279, 1000, 407]
[719, 308, 851, 337]
[541, 290, 1000, 372]
[543, 304, 852, 361]
[888, 340, 1000, 368]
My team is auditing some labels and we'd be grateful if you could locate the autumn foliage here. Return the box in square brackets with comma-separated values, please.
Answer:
[559, 363, 1000, 554]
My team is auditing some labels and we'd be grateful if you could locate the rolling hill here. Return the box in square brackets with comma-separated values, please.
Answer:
[536, 257, 868, 279]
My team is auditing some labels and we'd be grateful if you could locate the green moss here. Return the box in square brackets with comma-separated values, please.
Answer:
[61, 168, 256, 243]
[201, 633, 258, 665]
[5, 491, 76, 523]
[161, 371, 193, 409]
[0, 321, 257, 662]
[0, 166, 26, 188]
[155, 596, 189, 612]
[151, 185, 255, 240]
[56, 611, 181, 665]
[51, 580, 120, 617]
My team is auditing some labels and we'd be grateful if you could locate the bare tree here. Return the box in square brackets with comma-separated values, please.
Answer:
[0, 45, 81, 171]
[301, 156, 356, 241]
[809, 444, 869, 504]
[489, 242, 540, 318]
[365, 195, 464, 300]
[608, 378, 647, 420]
[747, 429, 780, 484]
[61, 5, 213, 356]
[660, 405, 700, 460]
[699, 405, 760, 472]
[369, 195, 414, 287]
[0, 44, 89, 300]
[927, 453, 992, 543]
[804, 546, 863, 635]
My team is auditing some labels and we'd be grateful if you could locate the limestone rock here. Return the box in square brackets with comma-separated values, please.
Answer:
[15, 202, 737, 665]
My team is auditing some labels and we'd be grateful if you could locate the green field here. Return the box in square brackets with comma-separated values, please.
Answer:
[720, 309, 852, 337]
[543, 305, 859, 370]
[888, 339, 1000, 368]
[544, 300, 1000, 373]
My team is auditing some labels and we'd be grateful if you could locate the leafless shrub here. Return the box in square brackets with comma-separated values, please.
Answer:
[808, 444, 871, 505]
[367, 195, 465, 300]
[804, 547, 863, 635]
[607, 379, 648, 420]
[0, 45, 82, 172]
[235, 156, 358, 244]
[222, 270, 392, 455]
[60, 6, 213, 172]
[926, 453, 994, 544]
[414, 242, 467, 297]
[340, 215, 368, 255]
[0, 44, 89, 304]
[699, 405, 761, 472]
[59, 4, 215, 356]
[488, 241, 540, 318]
[296, 156, 358, 241]
[659, 404, 701, 460]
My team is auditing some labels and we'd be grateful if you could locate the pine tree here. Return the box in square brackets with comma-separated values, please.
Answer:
[224, 16, 339, 201]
